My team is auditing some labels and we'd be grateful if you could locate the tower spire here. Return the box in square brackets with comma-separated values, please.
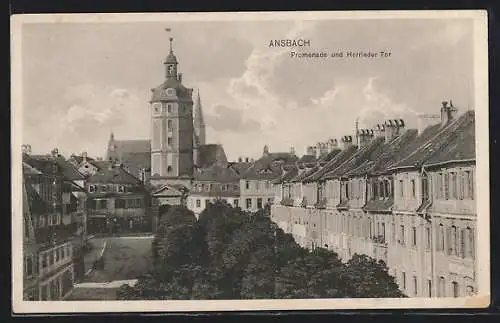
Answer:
[194, 88, 206, 146]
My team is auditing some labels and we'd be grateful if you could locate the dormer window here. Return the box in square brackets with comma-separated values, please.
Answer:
[101, 185, 108, 192]
[89, 185, 96, 193]
[118, 185, 126, 193]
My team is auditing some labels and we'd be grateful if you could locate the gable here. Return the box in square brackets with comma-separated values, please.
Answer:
[152, 184, 185, 197]
[78, 161, 98, 175]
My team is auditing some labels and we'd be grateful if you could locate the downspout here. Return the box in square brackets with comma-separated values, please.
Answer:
[422, 165, 435, 297]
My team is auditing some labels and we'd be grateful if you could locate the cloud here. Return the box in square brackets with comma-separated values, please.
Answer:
[205, 105, 261, 133]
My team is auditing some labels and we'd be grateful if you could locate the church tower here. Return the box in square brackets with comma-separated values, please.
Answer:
[193, 89, 206, 167]
[149, 34, 194, 188]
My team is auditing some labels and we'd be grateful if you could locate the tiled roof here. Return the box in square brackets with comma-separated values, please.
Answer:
[150, 78, 193, 102]
[423, 114, 475, 167]
[297, 154, 316, 164]
[363, 198, 394, 212]
[23, 162, 42, 175]
[89, 160, 112, 170]
[291, 165, 320, 183]
[388, 111, 474, 170]
[194, 162, 241, 182]
[69, 155, 95, 164]
[114, 140, 151, 154]
[303, 145, 358, 183]
[272, 166, 299, 184]
[86, 165, 144, 185]
[323, 137, 386, 180]
[345, 130, 419, 177]
[229, 162, 253, 175]
[243, 152, 298, 180]
[318, 149, 342, 166]
[198, 144, 228, 168]
[23, 154, 85, 181]
[25, 180, 51, 214]
[119, 152, 151, 178]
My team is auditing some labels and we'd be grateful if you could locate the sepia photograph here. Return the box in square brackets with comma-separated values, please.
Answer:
[11, 10, 489, 313]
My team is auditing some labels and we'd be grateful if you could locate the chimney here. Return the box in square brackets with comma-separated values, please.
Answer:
[82, 151, 87, 162]
[341, 135, 353, 150]
[374, 124, 385, 138]
[384, 119, 405, 143]
[357, 129, 374, 148]
[238, 157, 243, 162]
[290, 145, 295, 155]
[440, 100, 458, 127]
[178, 73, 183, 82]
[326, 139, 338, 153]
[51, 148, 59, 157]
[417, 114, 440, 135]
[315, 143, 322, 159]
[263, 145, 270, 156]
[306, 146, 315, 156]
[22, 144, 32, 155]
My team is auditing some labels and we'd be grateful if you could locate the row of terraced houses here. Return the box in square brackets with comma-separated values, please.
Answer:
[270, 101, 477, 298]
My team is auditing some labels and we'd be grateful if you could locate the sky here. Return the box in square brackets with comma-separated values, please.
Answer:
[21, 18, 475, 161]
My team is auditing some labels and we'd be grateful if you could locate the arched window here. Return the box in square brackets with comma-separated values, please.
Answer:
[466, 286, 474, 296]
[167, 166, 173, 173]
[466, 227, 474, 259]
[438, 224, 445, 251]
[451, 225, 458, 256]
[438, 276, 446, 297]
[452, 281, 460, 298]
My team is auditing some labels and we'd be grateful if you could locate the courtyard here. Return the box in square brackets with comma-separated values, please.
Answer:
[66, 235, 154, 300]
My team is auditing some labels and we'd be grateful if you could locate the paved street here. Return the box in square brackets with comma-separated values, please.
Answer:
[66, 235, 154, 300]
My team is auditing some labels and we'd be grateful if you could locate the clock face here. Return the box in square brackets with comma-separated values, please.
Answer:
[165, 88, 176, 96]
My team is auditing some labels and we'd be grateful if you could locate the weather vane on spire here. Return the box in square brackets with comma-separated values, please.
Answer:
[165, 28, 173, 53]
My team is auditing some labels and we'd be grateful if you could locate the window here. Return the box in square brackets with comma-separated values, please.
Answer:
[101, 185, 108, 192]
[427, 279, 432, 297]
[89, 185, 96, 193]
[167, 104, 172, 113]
[400, 225, 405, 245]
[268, 198, 273, 205]
[422, 176, 429, 200]
[97, 199, 107, 210]
[167, 119, 173, 129]
[438, 277, 446, 297]
[381, 222, 386, 240]
[437, 173, 443, 199]
[392, 223, 396, 243]
[411, 227, 417, 246]
[411, 179, 416, 198]
[118, 185, 125, 193]
[205, 199, 209, 208]
[452, 281, 460, 298]
[450, 172, 457, 199]
[465, 227, 474, 259]
[265, 181, 270, 189]
[399, 180, 404, 197]
[246, 198, 252, 209]
[402, 272, 406, 289]
[245, 181, 250, 190]
[373, 182, 378, 199]
[55, 248, 60, 262]
[167, 165, 173, 173]
[425, 227, 431, 249]
[257, 198, 263, 209]
[41, 254, 47, 268]
[196, 199, 201, 208]
[413, 276, 418, 296]
[233, 199, 239, 207]
[167, 137, 173, 146]
[466, 286, 474, 296]
[466, 170, 474, 199]
[444, 172, 450, 200]
[384, 180, 390, 198]
[451, 225, 458, 256]
[438, 224, 445, 251]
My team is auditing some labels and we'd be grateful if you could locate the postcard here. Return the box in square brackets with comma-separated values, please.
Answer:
[11, 10, 489, 313]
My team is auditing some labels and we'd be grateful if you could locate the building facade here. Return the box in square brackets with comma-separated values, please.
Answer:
[85, 161, 151, 234]
[271, 101, 478, 298]
[22, 149, 88, 300]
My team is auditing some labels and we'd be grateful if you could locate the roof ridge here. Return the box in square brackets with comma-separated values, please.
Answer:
[388, 112, 473, 170]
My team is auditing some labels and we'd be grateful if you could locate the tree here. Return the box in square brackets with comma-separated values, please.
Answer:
[340, 254, 406, 298]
